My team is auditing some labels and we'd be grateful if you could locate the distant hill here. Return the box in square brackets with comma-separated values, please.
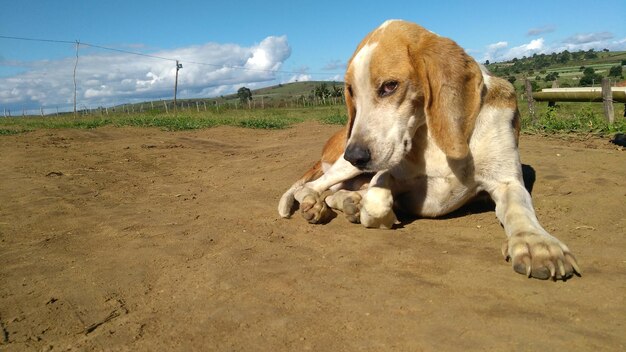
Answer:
[485, 50, 626, 91]
[117, 81, 346, 111]
[218, 80, 345, 107]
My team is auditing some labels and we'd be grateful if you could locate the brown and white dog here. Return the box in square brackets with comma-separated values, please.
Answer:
[278, 20, 580, 280]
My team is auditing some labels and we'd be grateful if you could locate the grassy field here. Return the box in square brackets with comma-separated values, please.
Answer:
[519, 100, 625, 135]
[488, 50, 626, 92]
[0, 106, 348, 135]
[1, 101, 624, 138]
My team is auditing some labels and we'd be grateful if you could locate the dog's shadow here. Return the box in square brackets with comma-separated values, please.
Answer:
[395, 164, 536, 226]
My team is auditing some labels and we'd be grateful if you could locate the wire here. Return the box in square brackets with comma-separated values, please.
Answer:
[0, 34, 343, 76]
[0, 34, 75, 44]
[80, 42, 177, 62]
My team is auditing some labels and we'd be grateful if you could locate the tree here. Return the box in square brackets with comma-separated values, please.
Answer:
[572, 51, 584, 61]
[583, 67, 595, 76]
[313, 83, 331, 100]
[608, 65, 623, 78]
[584, 49, 598, 60]
[485, 59, 490, 65]
[237, 87, 252, 104]
[544, 72, 560, 82]
[530, 80, 540, 92]
[330, 85, 344, 98]
[579, 67, 603, 87]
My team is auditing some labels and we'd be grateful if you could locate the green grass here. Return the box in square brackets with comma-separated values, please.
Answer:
[317, 111, 348, 125]
[519, 101, 625, 136]
[1, 103, 623, 137]
[0, 128, 31, 135]
[0, 106, 340, 133]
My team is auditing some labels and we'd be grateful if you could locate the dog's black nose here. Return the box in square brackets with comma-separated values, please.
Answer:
[344, 144, 371, 169]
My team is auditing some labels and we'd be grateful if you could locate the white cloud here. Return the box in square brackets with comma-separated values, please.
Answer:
[504, 38, 545, 59]
[527, 25, 556, 37]
[563, 32, 613, 44]
[325, 74, 343, 82]
[482, 31, 626, 63]
[483, 41, 508, 62]
[287, 74, 312, 83]
[0, 36, 292, 111]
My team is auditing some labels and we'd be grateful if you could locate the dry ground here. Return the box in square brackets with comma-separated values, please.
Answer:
[1, 121, 625, 351]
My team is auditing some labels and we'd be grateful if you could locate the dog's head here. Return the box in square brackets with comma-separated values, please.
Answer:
[343, 20, 484, 171]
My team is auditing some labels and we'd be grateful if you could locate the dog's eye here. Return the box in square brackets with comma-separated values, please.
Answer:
[379, 81, 398, 97]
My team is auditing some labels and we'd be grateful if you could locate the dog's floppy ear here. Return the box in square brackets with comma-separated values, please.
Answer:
[412, 35, 483, 159]
[344, 83, 357, 139]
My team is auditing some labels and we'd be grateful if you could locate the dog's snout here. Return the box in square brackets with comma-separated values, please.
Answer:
[344, 144, 371, 169]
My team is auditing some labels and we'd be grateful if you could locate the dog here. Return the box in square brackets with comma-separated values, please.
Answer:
[277, 20, 580, 280]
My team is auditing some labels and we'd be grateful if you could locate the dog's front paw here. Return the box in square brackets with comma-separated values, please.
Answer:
[342, 195, 362, 224]
[502, 232, 581, 280]
[294, 187, 331, 224]
[360, 187, 397, 229]
[325, 190, 362, 224]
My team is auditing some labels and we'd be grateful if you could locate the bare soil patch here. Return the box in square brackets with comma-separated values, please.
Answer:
[1, 122, 624, 351]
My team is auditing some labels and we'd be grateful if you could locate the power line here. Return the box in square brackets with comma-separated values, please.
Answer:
[0, 34, 343, 76]
[81, 42, 177, 62]
[0, 34, 75, 44]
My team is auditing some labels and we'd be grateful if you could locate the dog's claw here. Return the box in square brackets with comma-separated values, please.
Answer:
[504, 232, 579, 280]
[501, 242, 510, 261]
[557, 259, 566, 278]
[565, 253, 581, 276]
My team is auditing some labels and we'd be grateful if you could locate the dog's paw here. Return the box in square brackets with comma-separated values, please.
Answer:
[325, 190, 362, 224]
[502, 232, 581, 280]
[342, 195, 362, 224]
[294, 187, 331, 224]
[360, 187, 397, 229]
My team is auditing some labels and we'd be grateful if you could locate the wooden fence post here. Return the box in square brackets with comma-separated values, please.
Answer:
[524, 79, 536, 123]
[601, 78, 614, 124]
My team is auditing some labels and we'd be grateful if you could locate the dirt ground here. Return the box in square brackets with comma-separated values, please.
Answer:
[0, 121, 624, 351]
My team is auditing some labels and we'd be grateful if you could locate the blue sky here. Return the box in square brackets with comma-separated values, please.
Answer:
[1, 0, 625, 112]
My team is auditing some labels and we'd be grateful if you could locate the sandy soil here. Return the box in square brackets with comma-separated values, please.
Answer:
[1, 121, 625, 351]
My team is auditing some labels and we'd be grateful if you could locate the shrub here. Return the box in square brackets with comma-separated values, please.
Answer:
[608, 65, 623, 77]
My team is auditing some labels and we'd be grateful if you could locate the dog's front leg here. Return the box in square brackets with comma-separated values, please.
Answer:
[487, 180, 581, 280]
[294, 156, 362, 224]
[359, 171, 397, 229]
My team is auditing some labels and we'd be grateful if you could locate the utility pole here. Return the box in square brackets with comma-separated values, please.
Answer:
[174, 60, 182, 114]
[73, 40, 80, 117]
